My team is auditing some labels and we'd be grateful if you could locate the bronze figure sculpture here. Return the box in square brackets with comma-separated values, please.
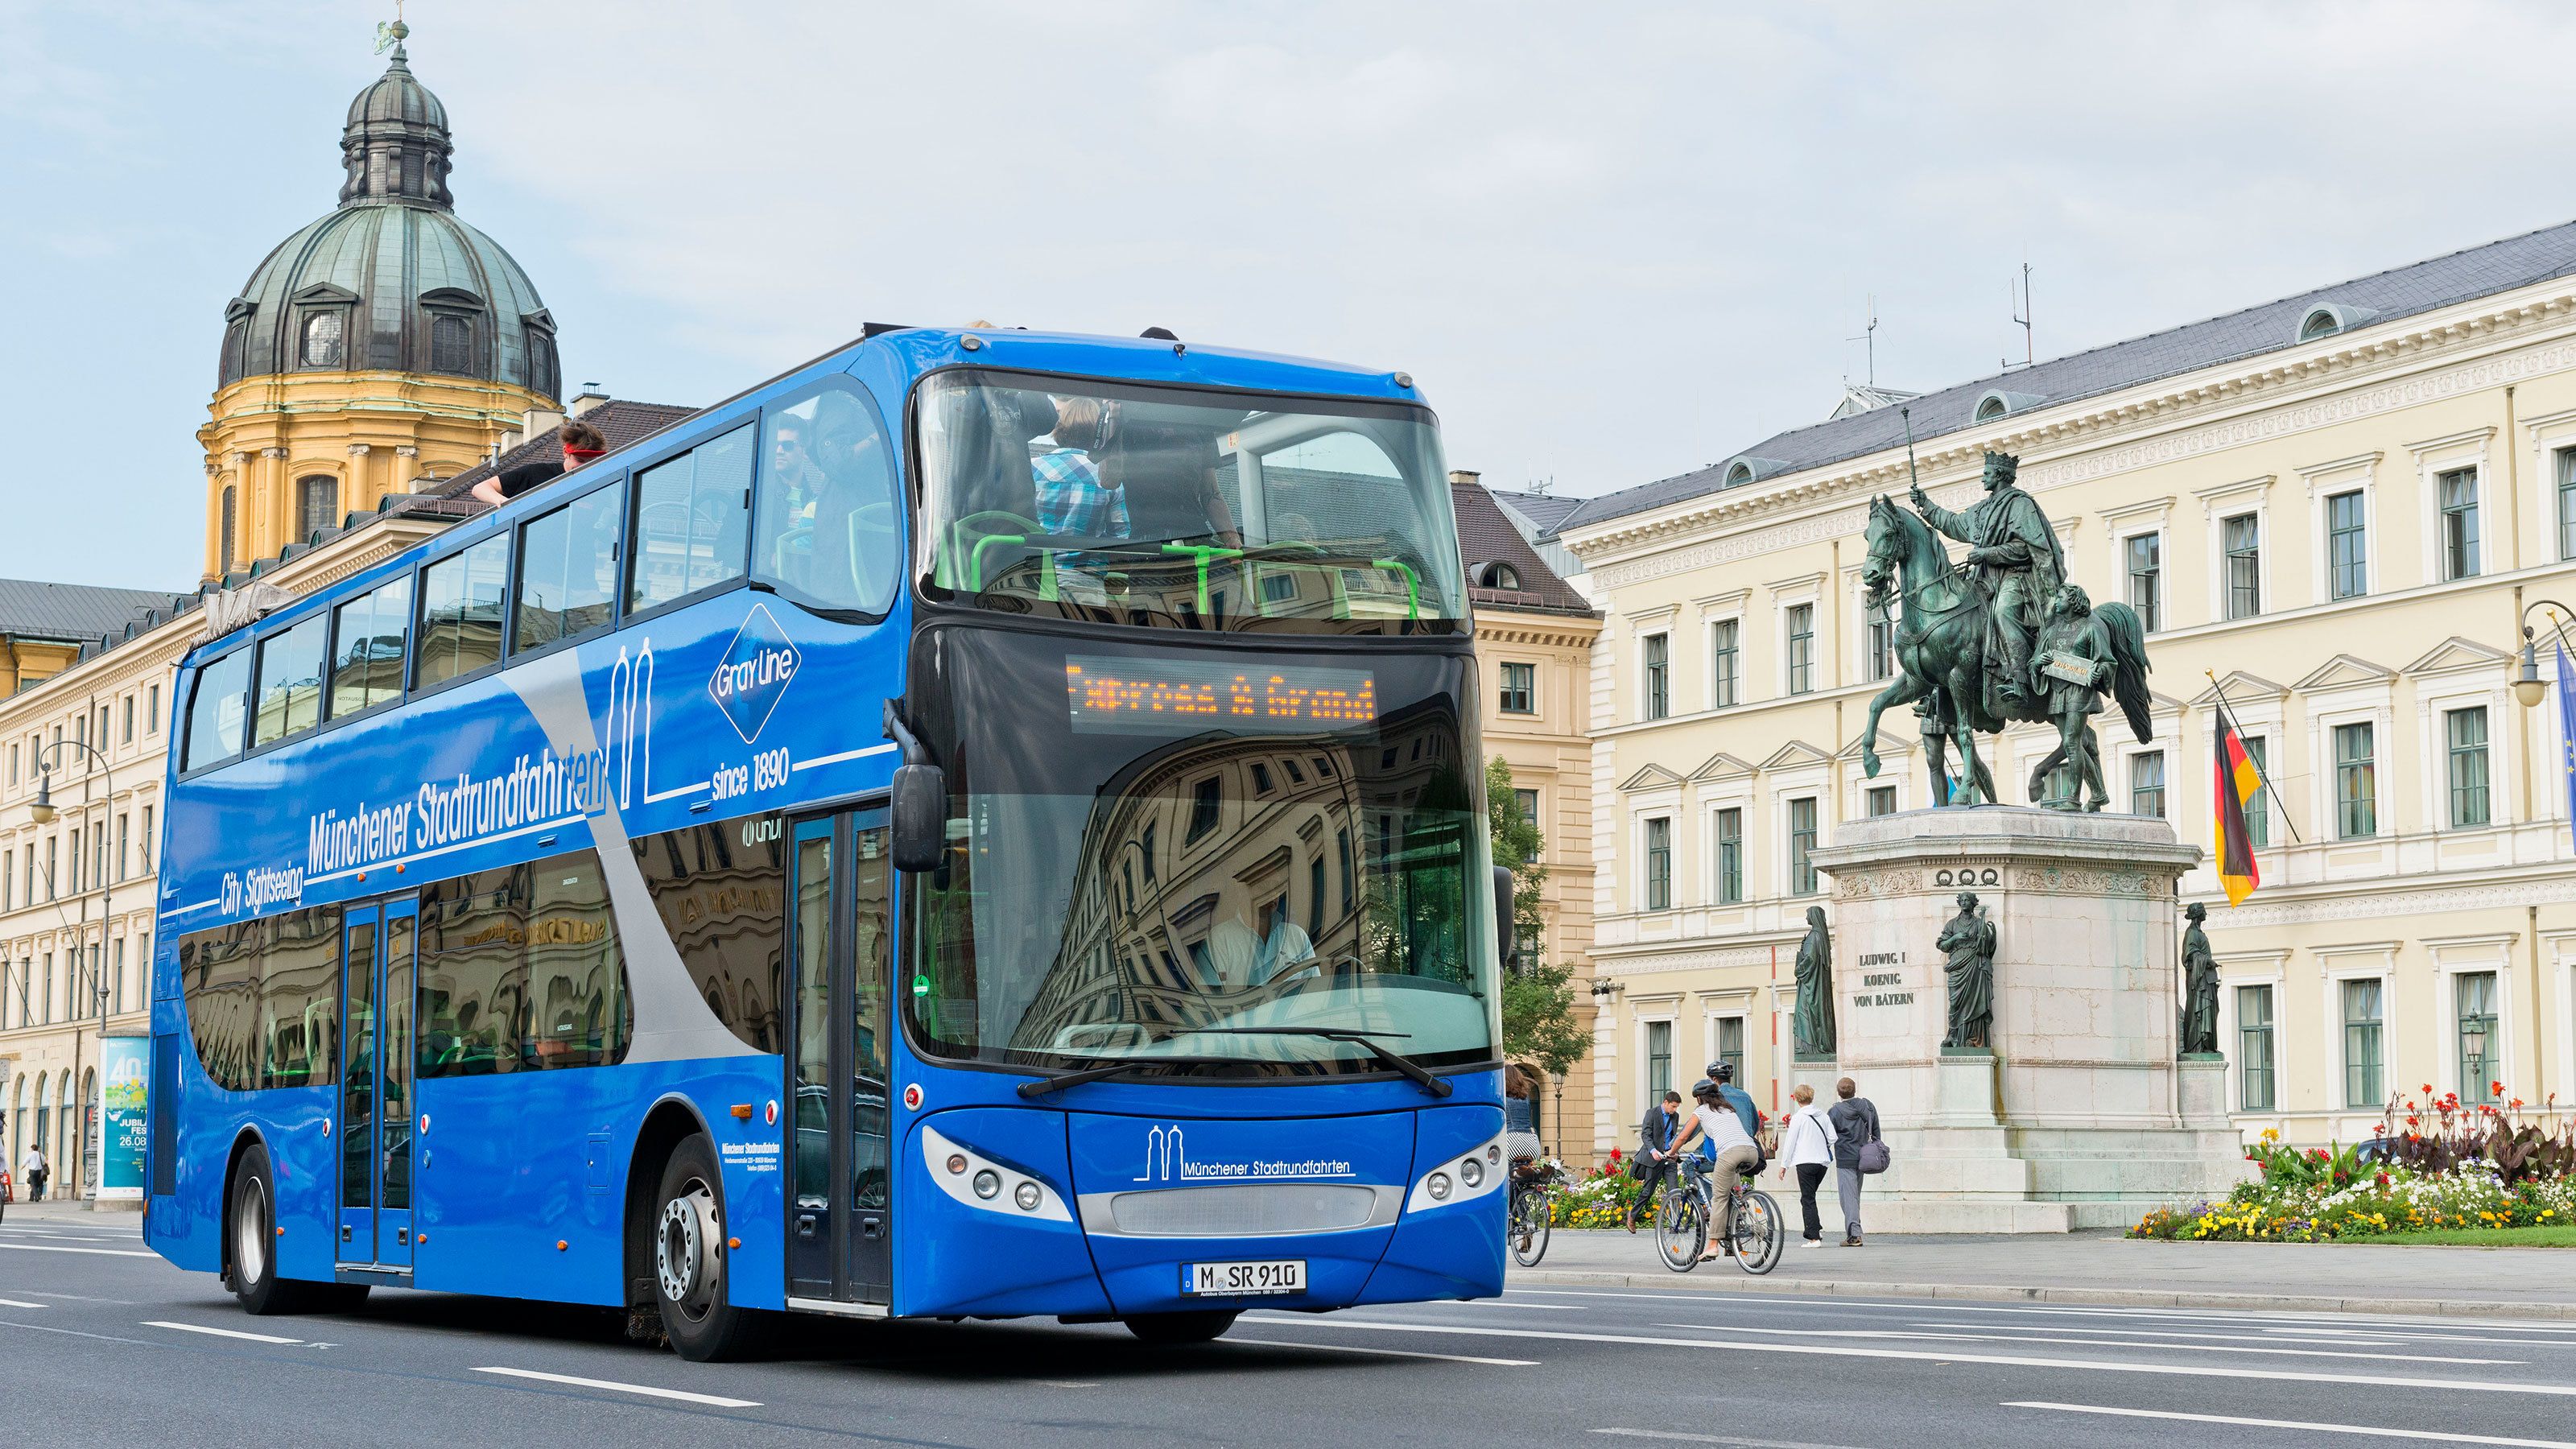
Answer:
[1938, 890, 1996, 1050]
[1856, 439, 2153, 807]
[2179, 901, 2219, 1056]
[1792, 905, 1835, 1058]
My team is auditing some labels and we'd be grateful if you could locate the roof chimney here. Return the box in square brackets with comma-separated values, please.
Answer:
[570, 382, 610, 417]
[522, 405, 566, 440]
[1448, 470, 1481, 488]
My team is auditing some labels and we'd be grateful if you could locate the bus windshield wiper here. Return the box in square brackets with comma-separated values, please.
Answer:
[1014, 1055, 1238, 1100]
[1179, 1027, 1454, 1098]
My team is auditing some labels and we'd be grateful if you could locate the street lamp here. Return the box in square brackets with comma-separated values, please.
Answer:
[2512, 599, 2576, 710]
[27, 741, 114, 1204]
[29, 768, 53, 824]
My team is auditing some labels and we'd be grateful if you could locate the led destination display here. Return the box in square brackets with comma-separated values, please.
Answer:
[1063, 656, 1378, 734]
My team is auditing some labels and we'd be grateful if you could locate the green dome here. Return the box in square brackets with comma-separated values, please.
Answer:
[216, 26, 559, 401]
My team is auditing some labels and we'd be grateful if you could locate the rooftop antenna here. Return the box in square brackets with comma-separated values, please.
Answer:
[1846, 294, 1880, 388]
[2004, 261, 2033, 370]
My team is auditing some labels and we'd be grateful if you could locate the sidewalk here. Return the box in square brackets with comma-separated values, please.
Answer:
[1514, 1228, 2576, 1321]
[3, 1198, 141, 1224]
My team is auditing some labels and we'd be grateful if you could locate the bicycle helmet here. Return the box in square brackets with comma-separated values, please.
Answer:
[1710, 1061, 1736, 1084]
[1690, 1079, 1723, 1104]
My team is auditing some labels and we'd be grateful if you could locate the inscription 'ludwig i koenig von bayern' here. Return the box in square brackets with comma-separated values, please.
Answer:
[1851, 950, 1913, 1009]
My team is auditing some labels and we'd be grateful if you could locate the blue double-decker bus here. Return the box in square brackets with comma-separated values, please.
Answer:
[144, 326, 1509, 1357]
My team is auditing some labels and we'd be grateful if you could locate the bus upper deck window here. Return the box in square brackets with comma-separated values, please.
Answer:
[515, 485, 621, 652]
[328, 575, 411, 719]
[181, 648, 252, 772]
[629, 423, 753, 614]
[250, 613, 328, 748]
[753, 382, 899, 616]
[416, 535, 510, 689]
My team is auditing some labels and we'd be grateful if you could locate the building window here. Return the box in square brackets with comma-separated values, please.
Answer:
[2334, 722, 2376, 839]
[2223, 514, 2260, 619]
[147, 683, 159, 734]
[1786, 604, 1815, 695]
[121, 696, 133, 745]
[1711, 620, 1740, 708]
[1513, 788, 1540, 831]
[2446, 706, 2490, 828]
[2326, 489, 2368, 600]
[2456, 971, 2499, 1108]
[1499, 661, 1535, 715]
[1866, 785, 1896, 817]
[2235, 984, 2275, 1110]
[139, 805, 151, 872]
[1866, 610, 1893, 682]
[2125, 532, 2161, 632]
[1186, 776, 1223, 843]
[1641, 634, 1670, 720]
[1715, 807, 1743, 904]
[2242, 737, 2270, 848]
[1644, 1020, 1673, 1115]
[2343, 977, 2385, 1109]
[1643, 816, 1672, 911]
[295, 475, 340, 542]
[2438, 467, 2480, 581]
[1788, 796, 1818, 896]
[299, 311, 343, 368]
[429, 314, 475, 374]
[1715, 1016, 1745, 1087]
[2037, 758, 2074, 810]
[2559, 448, 2576, 561]
[2129, 749, 2165, 819]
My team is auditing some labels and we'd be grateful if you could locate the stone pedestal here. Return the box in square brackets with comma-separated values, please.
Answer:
[1791, 1056, 1844, 1105]
[1808, 807, 2254, 1232]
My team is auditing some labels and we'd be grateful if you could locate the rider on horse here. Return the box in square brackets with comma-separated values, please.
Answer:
[1909, 452, 2063, 705]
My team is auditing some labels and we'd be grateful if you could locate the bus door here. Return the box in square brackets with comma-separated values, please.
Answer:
[336, 897, 418, 1269]
[784, 807, 894, 1307]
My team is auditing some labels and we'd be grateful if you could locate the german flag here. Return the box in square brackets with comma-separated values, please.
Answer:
[2214, 711, 2262, 906]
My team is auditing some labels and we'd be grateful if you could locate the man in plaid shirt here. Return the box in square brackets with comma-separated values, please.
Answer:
[1034, 396, 1125, 537]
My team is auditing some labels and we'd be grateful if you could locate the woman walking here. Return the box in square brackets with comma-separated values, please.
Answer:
[1777, 1084, 1838, 1249]
[1501, 1065, 1545, 1169]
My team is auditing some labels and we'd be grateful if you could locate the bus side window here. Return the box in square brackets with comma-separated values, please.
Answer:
[328, 576, 411, 720]
[180, 648, 252, 772]
[754, 381, 900, 615]
[250, 613, 328, 749]
[415, 535, 510, 688]
[629, 423, 754, 614]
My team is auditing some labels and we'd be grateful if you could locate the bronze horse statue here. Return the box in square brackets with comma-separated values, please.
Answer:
[1856, 493, 2152, 806]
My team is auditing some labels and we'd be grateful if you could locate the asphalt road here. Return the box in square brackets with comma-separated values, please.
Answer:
[10, 1213, 2576, 1447]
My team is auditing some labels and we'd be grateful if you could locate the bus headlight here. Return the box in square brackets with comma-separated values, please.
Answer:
[1459, 1158, 1484, 1189]
[1014, 1182, 1042, 1212]
[921, 1124, 1071, 1223]
[1426, 1172, 1452, 1200]
[1406, 1129, 1509, 1213]
[972, 1169, 1001, 1199]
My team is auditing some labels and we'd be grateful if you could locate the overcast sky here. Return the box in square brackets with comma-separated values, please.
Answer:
[10, 0, 2576, 590]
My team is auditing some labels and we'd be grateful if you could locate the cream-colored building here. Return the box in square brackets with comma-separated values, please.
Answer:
[1558, 221, 2576, 1159]
[1455, 476, 1601, 1158]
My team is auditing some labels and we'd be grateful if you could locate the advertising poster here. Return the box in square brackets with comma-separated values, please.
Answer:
[99, 1036, 147, 1200]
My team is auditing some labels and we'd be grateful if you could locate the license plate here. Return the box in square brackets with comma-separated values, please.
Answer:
[1182, 1258, 1307, 1297]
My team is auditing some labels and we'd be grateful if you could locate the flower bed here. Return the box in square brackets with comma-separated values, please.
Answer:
[2132, 1091, 2576, 1243]
[1550, 1149, 1643, 1229]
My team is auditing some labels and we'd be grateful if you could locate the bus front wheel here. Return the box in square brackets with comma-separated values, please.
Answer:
[650, 1135, 765, 1361]
[228, 1142, 366, 1316]
[1124, 1310, 1239, 1344]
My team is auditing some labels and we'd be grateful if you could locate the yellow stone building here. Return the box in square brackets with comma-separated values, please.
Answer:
[196, 24, 560, 582]
[1453, 476, 1602, 1159]
[1558, 222, 2576, 1158]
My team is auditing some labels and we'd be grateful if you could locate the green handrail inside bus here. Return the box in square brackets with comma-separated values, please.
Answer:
[1372, 558, 1421, 621]
[1160, 542, 1245, 617]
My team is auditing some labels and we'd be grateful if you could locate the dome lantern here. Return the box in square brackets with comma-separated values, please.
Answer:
[339, 21, 454, 208]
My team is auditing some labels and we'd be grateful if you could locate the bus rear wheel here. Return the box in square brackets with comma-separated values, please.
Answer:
[650, 1134, 764, 1361]
[1123, 1310, 1239, 1344]
[228, 1142, 367, 1315]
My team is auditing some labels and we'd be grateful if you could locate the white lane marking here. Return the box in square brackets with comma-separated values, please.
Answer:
[1526, 1286, 2576, 1336]
[0, 1243, 156, 1258]
[471, 1366, 761, 1409]
[1751, 1327, 2516, 1365]
[143, 1320, 302, 1344]
[1227, 1336, 1538, 1366]
[2005, 1400, 2576, 1447]
[1456, 1298, 1588, 1310]
[1913, 1320, 2565, 1354]
[1594, 1430, 1863, 1448]
[1241, 1315, 2576, 1398]
[0, 1298, 47, 1309]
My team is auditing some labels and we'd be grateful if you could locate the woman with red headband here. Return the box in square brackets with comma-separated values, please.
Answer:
[470, 418, 609, 507]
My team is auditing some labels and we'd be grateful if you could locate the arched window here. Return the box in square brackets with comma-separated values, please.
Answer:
[301, 311, 344, 368]
[31, 1071, 46, 1151]
[529, 330, 560, 399]
[1975, 396, 2007, 421]
[10, 1074, 23, 1164]
[430, 314, 473, 374]
[297, 475, 340, 541]
[221, 320, 248, 383]
[218, 486, 237, 573]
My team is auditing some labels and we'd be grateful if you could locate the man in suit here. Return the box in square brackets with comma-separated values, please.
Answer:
[1626, 1090, 1683, 1232]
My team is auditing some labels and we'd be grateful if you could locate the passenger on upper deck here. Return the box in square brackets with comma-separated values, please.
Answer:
[1033, 396, 1126, 538]
[469, 418, 608, 508]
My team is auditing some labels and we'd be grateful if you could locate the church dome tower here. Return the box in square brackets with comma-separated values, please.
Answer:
[199, 22, 562, 583]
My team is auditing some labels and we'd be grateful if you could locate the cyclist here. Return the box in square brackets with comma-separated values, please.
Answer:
[1688, 1063, 1762, 1179]
[1667, 1079, 1760, 1261]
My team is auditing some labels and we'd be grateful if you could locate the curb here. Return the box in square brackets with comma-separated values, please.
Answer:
[1506, 1268, 2576, 1323]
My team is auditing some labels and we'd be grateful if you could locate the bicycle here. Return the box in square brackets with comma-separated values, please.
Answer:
[1653, 1157, 1782, 1274]
[1506, 1158, 1557, 1267]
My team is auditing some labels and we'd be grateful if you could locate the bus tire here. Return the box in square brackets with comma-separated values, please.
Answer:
[650, 1134, 763, 1361]
[1123, 1310, 1239, 1344]
[229, 1142, 367, 1315]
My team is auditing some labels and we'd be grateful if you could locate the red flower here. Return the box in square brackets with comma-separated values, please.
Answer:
[2406, 1115, 2420, 1126]
[2422, 1084, 2434, 1096]
[2491, 1081, 2505, 1096]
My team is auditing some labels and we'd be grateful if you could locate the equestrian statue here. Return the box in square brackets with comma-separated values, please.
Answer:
[1856, 428, 2152, 809]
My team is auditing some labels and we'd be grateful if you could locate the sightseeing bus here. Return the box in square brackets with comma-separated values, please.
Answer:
[142, 325, 1510, 1358]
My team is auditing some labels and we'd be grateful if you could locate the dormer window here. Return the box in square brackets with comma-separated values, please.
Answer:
[300, 311, 345, 368]
[1973, 389, 2046, 423]
[430, 313, 473, 374]
[2297, 303, 2380, 342]
[1474, 560, 1523, 591]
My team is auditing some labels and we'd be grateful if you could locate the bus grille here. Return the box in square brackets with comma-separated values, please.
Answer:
[1104, 1184, 1384, 1236]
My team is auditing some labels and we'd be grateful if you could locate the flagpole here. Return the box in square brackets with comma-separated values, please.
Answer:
[2207, 670, 2301, 844]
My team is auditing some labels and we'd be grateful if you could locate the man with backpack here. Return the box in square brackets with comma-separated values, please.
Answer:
[1828, 1076, 1885, 1246]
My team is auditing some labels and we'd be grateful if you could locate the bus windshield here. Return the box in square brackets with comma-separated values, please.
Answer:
[914, 369, 1466, 635]
[907, 631, 1497, 1079]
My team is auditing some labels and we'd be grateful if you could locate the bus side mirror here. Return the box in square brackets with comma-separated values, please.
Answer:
[891, 763, 948, 873]
[1494, 865, 1520, 973]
